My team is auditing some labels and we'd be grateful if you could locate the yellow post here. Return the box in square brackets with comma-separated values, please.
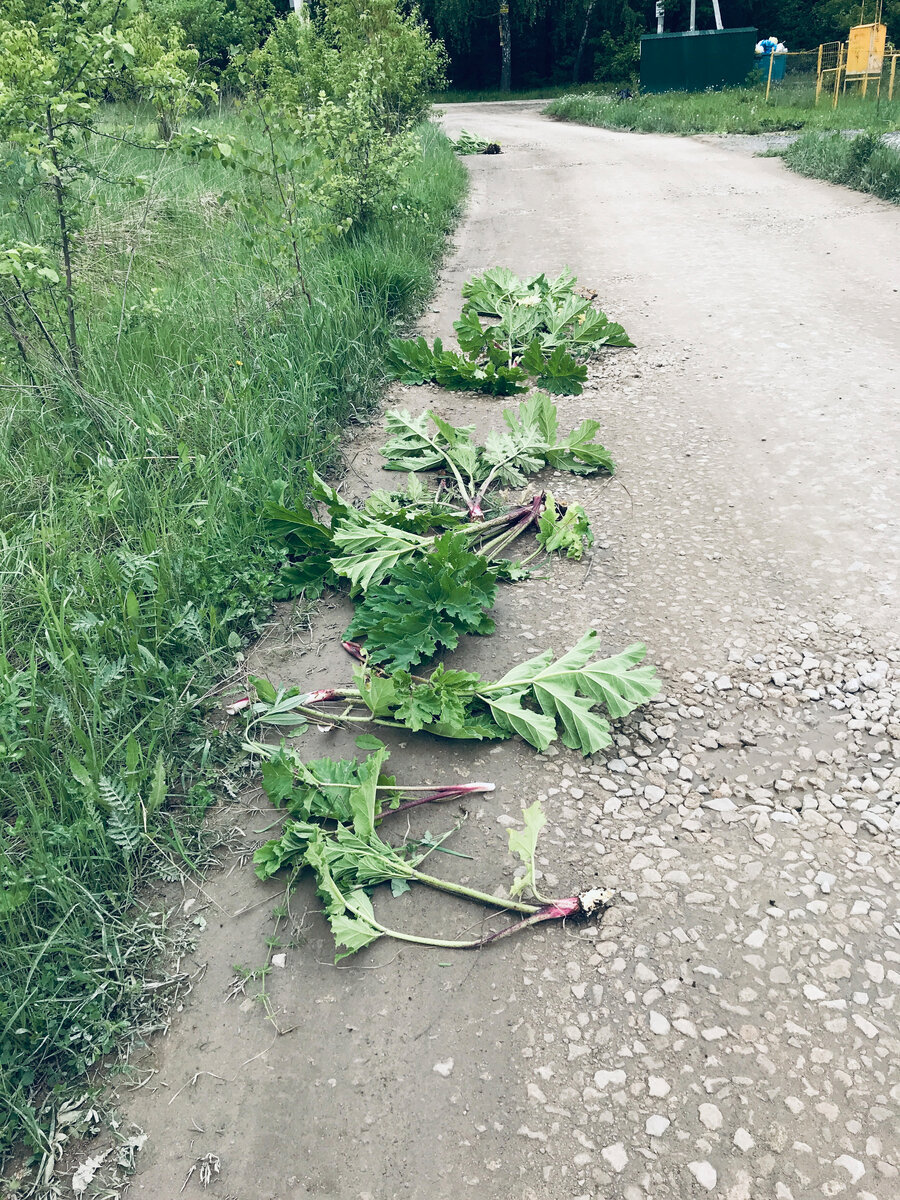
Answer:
[890, 53, 897, 101]
[765, 48, 775, 102]
[815, 43, 824, 104]
[833, 44, 843, 108]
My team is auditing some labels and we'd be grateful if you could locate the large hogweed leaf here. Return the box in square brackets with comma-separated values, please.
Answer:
[344, 532, 498, 670]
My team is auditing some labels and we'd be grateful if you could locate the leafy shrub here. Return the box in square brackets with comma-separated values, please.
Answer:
[782, 131, 900, 204]
[149, 0, 279, 81]
[243, 1, 447, 226]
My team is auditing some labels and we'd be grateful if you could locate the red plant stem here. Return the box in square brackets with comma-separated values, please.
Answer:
[304, 687, 360, 703]
[469, 896, 585, 948]
[385, 783, 494, 817]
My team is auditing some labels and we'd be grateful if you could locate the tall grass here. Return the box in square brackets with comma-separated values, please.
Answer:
[545, 86, 900, 135]
[433, 81, 612, 104]
[780, 130, 900, 202]
[0, 109, 466, 1167]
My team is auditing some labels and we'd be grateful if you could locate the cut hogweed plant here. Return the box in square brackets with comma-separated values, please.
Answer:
[386, 267, 632, 398]
[266, 467, 523, 595]
[246, 736, 494, 830]
[253, 797, 612, 960]
[266, 465, 593, 606]
[379, 392, 613, 516]
[253, 631, 659, 756]
[344, 531, 498, 670]
[385, 335, 529, 396]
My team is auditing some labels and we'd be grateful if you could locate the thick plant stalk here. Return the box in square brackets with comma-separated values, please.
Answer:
[387, 782, 494, 817]
[351, 888, 612, 952]
[409, 868, 538, 915]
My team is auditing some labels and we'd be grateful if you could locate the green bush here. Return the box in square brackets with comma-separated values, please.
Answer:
[147, 0, 280, 80]
[243, 1, 446, 227]
[782, 131, 900, 203]
[545, 88, 900, 137]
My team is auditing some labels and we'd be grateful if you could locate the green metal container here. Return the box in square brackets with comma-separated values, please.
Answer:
[639, 28, 758, 93]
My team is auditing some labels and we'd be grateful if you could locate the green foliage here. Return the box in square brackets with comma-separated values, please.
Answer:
[0, 0, 212, 380]
[479, 633, 658, 754]
[536, 492, 593, 560]
[386, 267, 631, 398]
[0, 102, 465, 1165]
[252, 795, 556, 961]
[546, 88, 900, 137]
[459, 266, 632, 357]
[345, 532, 498, 670]
[507, 800, 547, 900]
[452, 129, 501, 154]
[260, 740, 397, 833]
[114, 10, 216, 140]
[782, 131, 900, 204]
[342, 631, 659, 754]
[384, 335, 529, 394]
[237, 0, 447, 228]
[148, 0, 278, 81]
[380, 393, 614, 507]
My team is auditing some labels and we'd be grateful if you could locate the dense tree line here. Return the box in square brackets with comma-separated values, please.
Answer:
[416, 1, 899, 90]
[8, 1, 897, 93]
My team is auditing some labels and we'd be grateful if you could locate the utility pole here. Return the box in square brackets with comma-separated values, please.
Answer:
[656, 3, 665, 35]
[500, 2, 512, 91]
[711, 0, 724, 30]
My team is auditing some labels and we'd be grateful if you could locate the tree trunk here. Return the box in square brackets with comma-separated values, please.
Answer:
[573, 0, 598, 84]
[499, 3, 511, 92]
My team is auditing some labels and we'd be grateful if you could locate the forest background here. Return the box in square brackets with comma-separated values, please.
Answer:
[13, 0, 889, 92]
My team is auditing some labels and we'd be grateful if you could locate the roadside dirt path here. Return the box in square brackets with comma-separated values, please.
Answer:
[121, 104, 899, 1200]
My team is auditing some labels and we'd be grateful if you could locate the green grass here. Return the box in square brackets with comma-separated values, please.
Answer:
[544, 86, 900, 135]
[780, 130, 900, 202]
[0, 109, 465, 1170]
[433, 81, 613, 104]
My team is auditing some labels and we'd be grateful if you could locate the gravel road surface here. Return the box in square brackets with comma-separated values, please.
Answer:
[118, 102, 899, 1200]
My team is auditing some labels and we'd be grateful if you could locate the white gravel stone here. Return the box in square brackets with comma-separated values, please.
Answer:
[733, 1127, 755, 1152]
[687, 1160, 717, 1190]
[648, 1011, 670, 1035]
[601, 1142, 628, 1173]
[645, 1114, 670, 1137]
[698, 1103, 723, 1131]
[834, 1155, 865, 1184]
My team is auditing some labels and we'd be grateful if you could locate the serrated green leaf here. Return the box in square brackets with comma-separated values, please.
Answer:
[484, 690, 557, 751]
[546, 417, 615, 475]
[353, 666, 399, 718]
[344, 533, 497, 671]
[535, 345, 588, 396]
[355, 734, 386, 751]
[576, 642, 660, 718]
[532, 679, 612, 754]
[480, 632, 658, 754]
[330, 910, 383, 960]
[536, 493, 594, 560]
[384, 336, 442, 385]
[330, 517, 431, 592]
[507, 800, 547, 899]
[347, 743, 391, 840]
[453, 306, 490, 355]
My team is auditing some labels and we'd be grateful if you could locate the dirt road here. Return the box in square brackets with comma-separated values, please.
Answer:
[121, 104, 899, 1200]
